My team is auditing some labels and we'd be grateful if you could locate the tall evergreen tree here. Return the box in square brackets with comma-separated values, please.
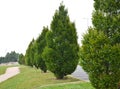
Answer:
[18, 53, 25, 65]
[42, 3, 79, 79]
[92, 0, 120, 44]
[34, 27, 48, 72]
[25, 39, 35, 67]
[80, 0, 120, 89]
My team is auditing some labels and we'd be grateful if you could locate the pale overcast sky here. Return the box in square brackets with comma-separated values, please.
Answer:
[0, 0, 94, 56]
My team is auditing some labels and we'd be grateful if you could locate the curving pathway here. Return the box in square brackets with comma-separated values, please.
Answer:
[0, 67, 20, 83]
[72, 65, 89, 82]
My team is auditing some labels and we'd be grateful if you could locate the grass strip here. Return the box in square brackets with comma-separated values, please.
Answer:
[36, 81, 94, 89]
[0, 65, 80, 89]
[0, 66, 10, 75]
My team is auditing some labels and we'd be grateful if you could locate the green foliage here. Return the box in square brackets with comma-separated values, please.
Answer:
[80, 0, 120, 89]
[80, 29, 120, 89]
[94, 0, 120, 14]
[25, 39, 35, 67]
[42, 3, 79, 79]
[92, 0, 120, 44]
[34, 27, 48, 72]
[0, 51, 19, 64]
[0, 57, 5, 64]
[24, 27, 48, 73]
[18, 53, 25, 65]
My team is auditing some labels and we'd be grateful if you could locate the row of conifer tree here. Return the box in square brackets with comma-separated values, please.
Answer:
[19, 1, 120, 89]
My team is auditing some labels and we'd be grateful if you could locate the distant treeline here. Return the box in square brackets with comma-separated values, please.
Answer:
[0, 51, 19, 64]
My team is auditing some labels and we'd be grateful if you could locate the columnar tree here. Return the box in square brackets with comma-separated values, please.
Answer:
[25, 39, 35, 67]
[34, 27, 48, 72]
[42, 3, 79, 79]
[80, 28, 120, 89]
[18, 53, 25, 65]
[80, 0, 120, 89]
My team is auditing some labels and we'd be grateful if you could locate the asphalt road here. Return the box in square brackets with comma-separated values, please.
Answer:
[72, 65, 89, 82]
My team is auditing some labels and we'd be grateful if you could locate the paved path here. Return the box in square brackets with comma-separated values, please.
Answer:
[0, 67, 20, 83]
[72, 65, 89, 82]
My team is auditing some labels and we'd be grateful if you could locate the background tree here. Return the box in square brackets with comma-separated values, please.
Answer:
[80, 0, 120, 89]
[42, 3, 79, 79]
[0, 57, 5, 64]
[0, 51, 19, 64]
[5, 51, 19, 62]
[34, 27, 48, 72]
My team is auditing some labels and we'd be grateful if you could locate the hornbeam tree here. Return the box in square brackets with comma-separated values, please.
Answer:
[42, 3, 79, 79]
[34, 27, 48, 72]
[80, 0, 120, 89]
[25, 39, 35, 67]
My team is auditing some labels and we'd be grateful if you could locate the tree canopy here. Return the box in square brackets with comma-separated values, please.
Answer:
[42, 3, 79, 79]
[0, 51, 19, 64]
[34, 27, 48, 72]
[25, 39, 35, 67]
[80, 0, 120, 89]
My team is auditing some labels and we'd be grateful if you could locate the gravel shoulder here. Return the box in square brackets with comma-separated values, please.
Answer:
[0, 67, 20, 83]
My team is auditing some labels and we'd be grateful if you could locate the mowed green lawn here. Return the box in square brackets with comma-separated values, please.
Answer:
[36, 82, 94, 89]
[0, 65, 18, 75]
[0, 65, 94, 89]
[0, 66, 10, 75]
